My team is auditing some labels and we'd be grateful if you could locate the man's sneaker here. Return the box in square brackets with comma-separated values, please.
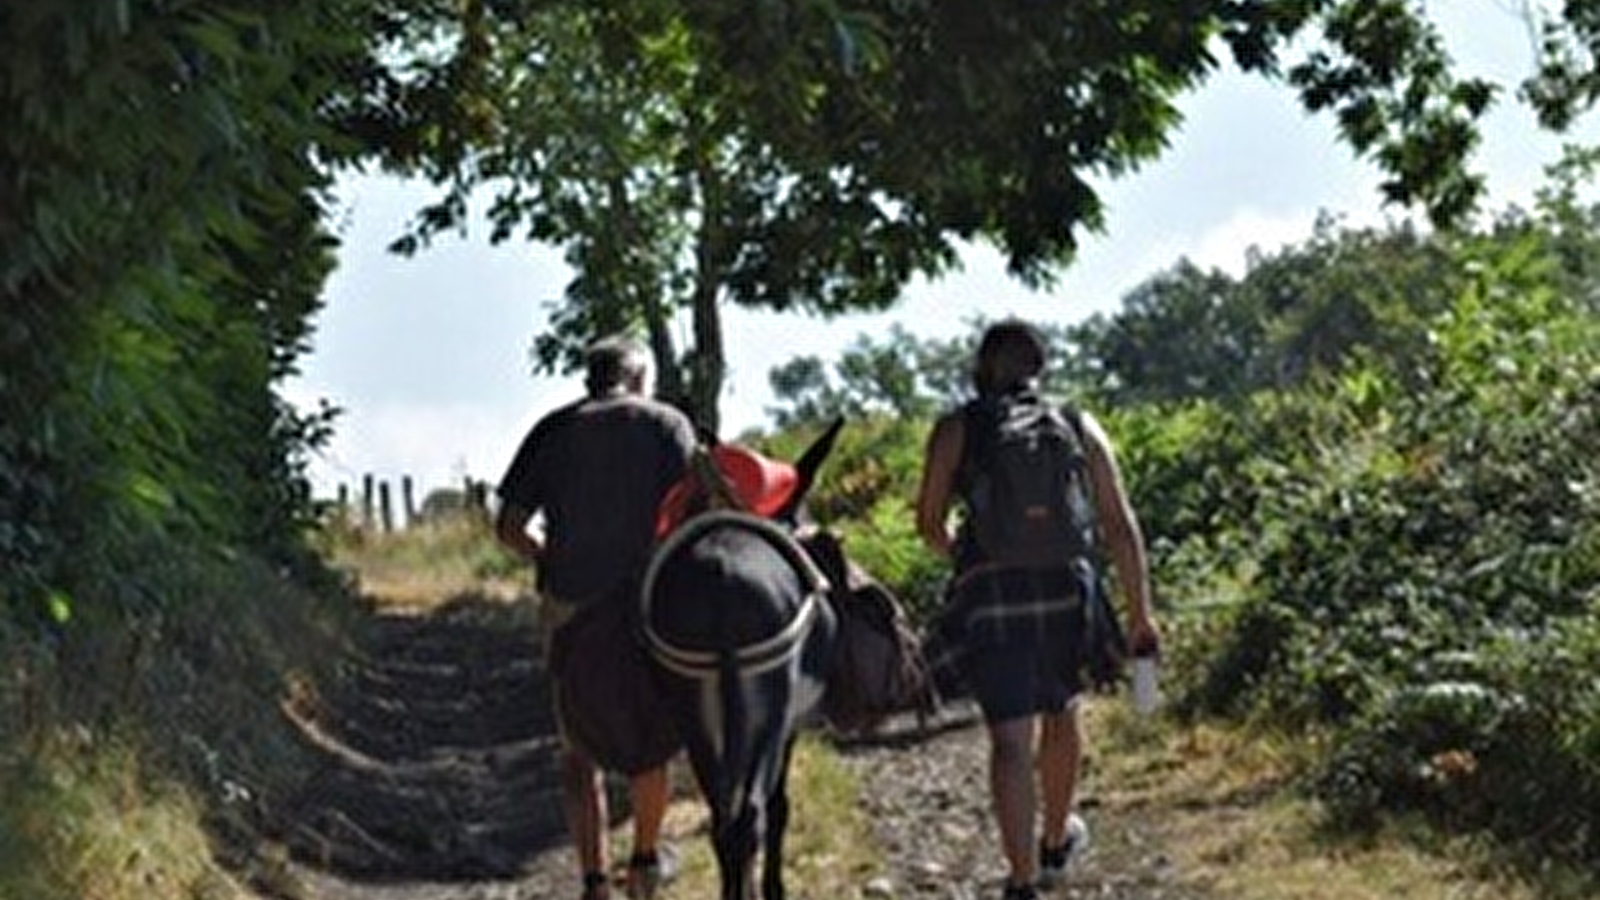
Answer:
[624, 845, 680, 900]
[581, 870, 610, 900]
[1000, 882, 1040, 900]
[1036, 813, 1089, 889]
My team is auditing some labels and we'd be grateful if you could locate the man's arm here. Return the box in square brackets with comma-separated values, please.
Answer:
[1078, 411, 1160, 653]
[915, 414, 965, 560]
[495, 501, 544, 565]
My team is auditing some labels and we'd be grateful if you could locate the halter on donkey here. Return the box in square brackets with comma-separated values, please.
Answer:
[639, 422, 843, 900]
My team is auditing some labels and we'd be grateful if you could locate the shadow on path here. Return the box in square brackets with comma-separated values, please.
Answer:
[277, 593, 565, 883]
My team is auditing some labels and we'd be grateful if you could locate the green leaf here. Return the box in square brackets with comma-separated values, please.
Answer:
[129, 472, 175, 513]
[45, 589, 72, 625]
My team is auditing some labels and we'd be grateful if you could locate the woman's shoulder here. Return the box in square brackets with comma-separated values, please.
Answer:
[928, 407, 968, 447]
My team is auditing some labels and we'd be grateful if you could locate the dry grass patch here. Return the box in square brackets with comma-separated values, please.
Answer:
[1089, 703, 1541, 900]
[0, 736, 253, 900]
[318, 515, 528, 610]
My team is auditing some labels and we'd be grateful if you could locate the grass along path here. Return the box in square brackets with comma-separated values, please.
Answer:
[584, 701, 1546, 900]
[299, 521, 1553, 900]
[1079, 706, 1544, 900]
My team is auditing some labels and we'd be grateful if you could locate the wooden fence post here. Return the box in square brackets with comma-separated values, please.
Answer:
[402, 475, 416, 529]
[378, 480, 394, 533]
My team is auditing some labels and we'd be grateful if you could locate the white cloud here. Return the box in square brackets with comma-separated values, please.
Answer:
[1185, 207, 1314, 276]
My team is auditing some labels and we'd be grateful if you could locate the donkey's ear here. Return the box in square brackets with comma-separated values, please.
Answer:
[795, 417, 844, 484]
[776, 417, 845, 522]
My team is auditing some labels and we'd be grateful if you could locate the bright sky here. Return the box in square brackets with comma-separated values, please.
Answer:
[285, 1, 1579, 499]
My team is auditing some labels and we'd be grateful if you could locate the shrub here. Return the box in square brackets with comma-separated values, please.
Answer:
[1164, 230, 1600, 871]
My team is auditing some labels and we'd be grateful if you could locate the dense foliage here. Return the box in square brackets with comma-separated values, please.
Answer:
[0, 1, 364, 630]
[1181, 221, 1600, 865]
[1, 5, 368, 892]
[785, 187, 1600, 876]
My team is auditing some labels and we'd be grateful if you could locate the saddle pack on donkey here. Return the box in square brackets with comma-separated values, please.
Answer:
[801, 528, 934, 735]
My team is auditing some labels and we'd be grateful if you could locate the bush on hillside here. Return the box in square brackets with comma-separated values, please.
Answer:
[1165, 229, 1600, 869]
[752, 209, 1600, 876]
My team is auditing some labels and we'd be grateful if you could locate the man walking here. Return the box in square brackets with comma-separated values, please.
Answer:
[495, 335, 696, 900]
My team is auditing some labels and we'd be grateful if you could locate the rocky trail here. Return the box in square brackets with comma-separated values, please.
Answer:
[277, 594, 568, 897]
[269, 592, 1216, 900]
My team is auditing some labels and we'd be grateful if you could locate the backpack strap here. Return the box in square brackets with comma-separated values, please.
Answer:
[1055, 404, 1102, 557]
[1057, 403, 1084, 444]
[955, 398, 985, 495]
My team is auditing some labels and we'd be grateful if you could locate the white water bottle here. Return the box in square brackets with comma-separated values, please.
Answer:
[1131, 654, 1160, 716]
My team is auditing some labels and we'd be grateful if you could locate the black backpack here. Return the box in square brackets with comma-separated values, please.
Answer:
[960, 392, 1094, 568]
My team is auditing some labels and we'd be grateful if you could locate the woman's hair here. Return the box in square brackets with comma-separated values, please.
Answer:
[972, 319, 1047, 395]
[584, 335, 649, 395]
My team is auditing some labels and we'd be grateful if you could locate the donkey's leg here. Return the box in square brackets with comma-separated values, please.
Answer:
[715, 806, 760, 900]
[761, 736, 797, 900]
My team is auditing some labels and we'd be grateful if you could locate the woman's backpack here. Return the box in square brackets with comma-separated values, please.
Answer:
[960, 392, 1094, 568]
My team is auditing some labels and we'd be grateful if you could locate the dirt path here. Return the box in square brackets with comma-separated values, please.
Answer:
[276, 593, 569, 898]
[835, 712, 1215, 900]
[270, 593, 1215, 900]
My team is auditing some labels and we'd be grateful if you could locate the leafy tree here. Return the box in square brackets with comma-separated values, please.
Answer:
[1084, 181, 1600, 867]
[390, 6, 955, 431]
[767, 356, 853, 431]
[768, 324, 980, 428]
[680, 0, 1503, 264]
[375, 0, 1528, 431]
[1065, 261, 1264, 405]
[1064, 218, 1471, 407]
[1508, 143, 1600, 311]
[1523, 0, 1600, 130]
[767, 320, 1091, 427]
[1248, 219, 1462, 387]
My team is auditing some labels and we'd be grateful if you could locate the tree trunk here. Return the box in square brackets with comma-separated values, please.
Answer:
[604, 171, 686, 409]
[688, 266, 724, 436]
[644, 312, 685, 410]
[684, 98, 729, 436]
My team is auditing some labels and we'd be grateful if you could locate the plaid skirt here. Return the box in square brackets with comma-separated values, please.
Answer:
[922, 557, 1126, 700]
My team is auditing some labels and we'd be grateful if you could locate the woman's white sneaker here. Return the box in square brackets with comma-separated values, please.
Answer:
[1036, 814, 1088, 889]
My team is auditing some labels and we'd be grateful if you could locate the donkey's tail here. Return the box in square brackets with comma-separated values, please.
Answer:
[715, 642, 751, 824]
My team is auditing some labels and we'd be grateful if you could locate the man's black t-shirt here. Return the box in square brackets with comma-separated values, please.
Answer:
[496, 393, 695, 602]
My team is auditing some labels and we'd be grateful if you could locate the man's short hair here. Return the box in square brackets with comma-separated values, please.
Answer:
[974, 319, 1047, 395]
[584, 335, 649, 395]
